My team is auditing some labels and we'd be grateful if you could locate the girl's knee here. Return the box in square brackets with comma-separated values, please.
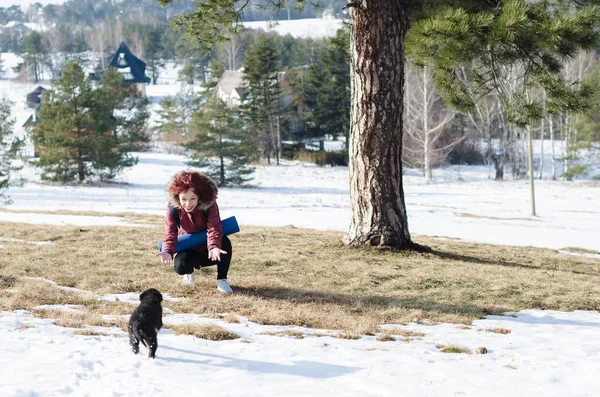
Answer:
[173, 264, 188, 275]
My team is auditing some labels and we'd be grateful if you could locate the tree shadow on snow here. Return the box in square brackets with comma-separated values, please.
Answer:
[233, 285, 504, 318]
[158, 345, 361, 378]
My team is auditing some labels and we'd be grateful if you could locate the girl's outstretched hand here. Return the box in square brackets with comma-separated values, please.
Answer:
[208, 248, 227, 262]
[155, 251, 173, 264]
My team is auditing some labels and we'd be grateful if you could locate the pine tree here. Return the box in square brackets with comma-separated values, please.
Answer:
[186, 96, 255, 187]
[34, 60, 95, 182]
[175, 35, 212, 84]
[143, 28, 166, 85]
[0, 99, 23, 204]
[33, 61, 149, 182]
[158, 0, 600, 249]
[298, 64, 328, 138]
[90, 67, 150, 181]
[406, 1, 600, 215]
[298, 25, 350, 143]
[320, 24, 350, 143]
[19, 31, 47, 82]
[241, 35, 282, 164]
[154, 88, 199, 151]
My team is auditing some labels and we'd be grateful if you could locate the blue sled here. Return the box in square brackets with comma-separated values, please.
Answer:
[157, 216, 240, 253]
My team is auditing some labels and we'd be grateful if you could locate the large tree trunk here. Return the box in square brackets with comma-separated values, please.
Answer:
[344, 1, 411, 248]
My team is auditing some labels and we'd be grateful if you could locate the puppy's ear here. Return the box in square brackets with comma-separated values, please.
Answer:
[157, 292, 163, 302]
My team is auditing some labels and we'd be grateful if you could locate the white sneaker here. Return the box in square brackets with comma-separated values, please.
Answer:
[217, 279, 233, 294]
[183, 273, 195, 286]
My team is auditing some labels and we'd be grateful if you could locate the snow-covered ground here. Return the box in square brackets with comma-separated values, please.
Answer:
[2, 150, 599, 254]
[243, 18, 344, 39]
[0, 152, 598, 397]
[3, 306, 599, 397]
[1, 26, 600, 396]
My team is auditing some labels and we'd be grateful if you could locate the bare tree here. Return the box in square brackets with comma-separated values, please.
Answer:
[129, 29, 145, 60]
[218, 36, 243, 71]
[403, 64, 457, 183]
[89, 23, 111, 70]
[457, 66, 506, 180]
[110, 17, 124, 50]
[42, 27, 65, 76]
[561, 50, 596, 179]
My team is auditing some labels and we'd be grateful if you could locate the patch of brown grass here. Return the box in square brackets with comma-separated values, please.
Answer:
[559, 247, 599, 255]
[381, 328, 426, 338]
[376, 334, 395, 342]
[168, 323, 239, 341]
[1, 215, 600, 334]
[436, 344, 472, 354]
[221, 314, 240, 323]
[261, 330, 305, 339]
[73, 329, 111, 336]
[486, 328, 511, 334]
[334, 333, 361, 340]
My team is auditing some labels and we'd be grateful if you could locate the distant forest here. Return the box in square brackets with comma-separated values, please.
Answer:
[0, 0, 348, 26]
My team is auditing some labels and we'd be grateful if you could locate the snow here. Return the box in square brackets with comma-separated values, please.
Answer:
[0, 0, 65, 8]
[1, 29, 600, 395]
[0, 155, 599, 397]
[1, 151, 598, 253]
[243, 18, 345, 39]
[1, 308, 599, 397]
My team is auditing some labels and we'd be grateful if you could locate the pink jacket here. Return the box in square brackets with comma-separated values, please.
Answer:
[161, 172, 223, 256]
[161, 203, 223, 256]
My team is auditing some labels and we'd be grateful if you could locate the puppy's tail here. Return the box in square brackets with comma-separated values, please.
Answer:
[131, 320, 147, 348]
[132, 320, 158, 359]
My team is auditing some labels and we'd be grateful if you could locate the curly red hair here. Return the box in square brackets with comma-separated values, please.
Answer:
[167, 171, 218, 209]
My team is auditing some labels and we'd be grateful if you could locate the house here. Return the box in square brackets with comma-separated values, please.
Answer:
[93, 41, 151, 95]
[214, 69, 306, 135]
[215, 70, 247, 107]
[22, 86, 48, 157]
[26, 86, 46, 109]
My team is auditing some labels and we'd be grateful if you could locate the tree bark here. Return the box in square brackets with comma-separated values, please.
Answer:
[345, 1, 411, 248]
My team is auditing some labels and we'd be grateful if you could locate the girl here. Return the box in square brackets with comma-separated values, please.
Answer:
[156, 171, 233, 293]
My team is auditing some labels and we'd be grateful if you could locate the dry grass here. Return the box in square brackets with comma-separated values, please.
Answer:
[73, 329, 112, 336]
[486, 328, 511, 334]
[168, 323, 240, 341]
[436, 344, 472, 354]
[376, 334, 396, 342]
[1, 214, 599, 334]
[261, 330, 305, 339]
[560, 247, 599, 255]
[221, 314, 240, 323]
[334, 333, 361, 340]
[381, 328, 426, 338]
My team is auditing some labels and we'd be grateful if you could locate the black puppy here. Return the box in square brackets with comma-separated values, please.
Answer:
[128, 288, 163, 359]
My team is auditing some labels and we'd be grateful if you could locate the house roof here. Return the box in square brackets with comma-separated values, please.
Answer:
[26, 86, 46, 109]
[105, 41, 151, 84]
[23, 114, 38, 128]
[216, 70, 247, 97]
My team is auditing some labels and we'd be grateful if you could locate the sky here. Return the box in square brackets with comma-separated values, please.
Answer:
[0, 0, 64, 8]
[1, 21, 600, 395]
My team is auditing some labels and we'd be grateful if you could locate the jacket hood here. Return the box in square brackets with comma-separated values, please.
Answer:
[167, 172, 218, 211]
